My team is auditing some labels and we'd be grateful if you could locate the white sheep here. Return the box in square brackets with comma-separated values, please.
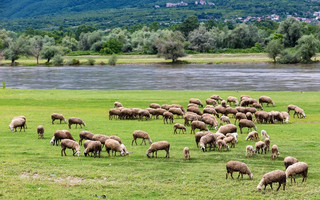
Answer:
[261, 130, 269, 139]
[245, 145, 254, 157]
[60, 139, 80, 157]
[184, 147, 190, 160]
[226, 161, 253, 180]
[146, 141, 170, 158]
[285, 162, 308, 183]
[272, 144, 280, 160]
[257, 170, 286, 191]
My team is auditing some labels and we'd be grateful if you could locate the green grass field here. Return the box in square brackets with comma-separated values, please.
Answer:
[0, 89, 319, 199]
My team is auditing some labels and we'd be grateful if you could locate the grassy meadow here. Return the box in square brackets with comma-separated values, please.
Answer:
[0, 89, 320, 199]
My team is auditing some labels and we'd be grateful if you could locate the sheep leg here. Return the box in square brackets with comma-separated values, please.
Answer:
[72, 149, 76, 156]
[293, 176, 296, 183]
[140, 139, 144, 145]
[61, 148, 65, 156]
[237, 173, 240, 179]
[144, 139, 147, 145]
[174, 128, 177, 134]
[135, 140, 138, 145]
[79, 139, 82, 146]
[270, 183, 273, 190]
[155, 151, 157, 158]
[152, 152, 154, 158]
[166, 149, 170, 158]
[276, 183, 281, 191]
[230, 172, 234, 179]
[226, 172, 228, 179]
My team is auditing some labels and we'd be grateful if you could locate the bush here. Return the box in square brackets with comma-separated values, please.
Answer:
[52, 55, 64, 66]
[277, 49, 299, 64]
[108, 55, 118, 66]
[87, 58, 95, 65]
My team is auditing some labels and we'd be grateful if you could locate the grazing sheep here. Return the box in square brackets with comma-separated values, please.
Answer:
[50, 130, 74, 146]
[174, 123, 187, 134]
[236, 107, 246, 113]
[187, 106, 202, 115]
[261, 130, 270, 139]
[114, 101, 123, 108]
[60, 139, 80, 157]
[239, 119, 257, 134]
[9, 117, 26, 132]
[146, 141, 170, 158]
[221, 100, 227, 108]
[155, 108, 166, 119]
[51, 113, 67, 124]
[109, 108, 121, 120]
[264, 138, 270, 152]
[214, 105, 226, 117]
[13, 116, 27, 129]
[184, 112, 201, 126]
[132, 130, 152, 145]
[246, 112, 253, 121]
[92, 134, 110, 145]
[281, 112, 290, 124]
[245, 131, 259, 141]
[235, 112, 247, 125]
[226, 161, 253, 180]
[246, 145, 254, 157]
[188, 103, 198, 108]
[257, 170, 286, 191]
[68, 117, 86, 129]
[110, 136, 122, 144]
[217, 135, 226, 141]
[171, 104, 185, 113]
[210, 95, 223, 103]
[240, 95, 251, 101]
[120, 108, 133, 120]
[105, 139, 129, 156]
[259, 96, 275, 107]
[195, 131, 210, 148]
[191, 121, 208, 134]
[201, 116, 218, 130]
[286, 162, 308, 183]
[225, 107, 238, 118]
[293, 107, 306, 118]
[272, 144, 280, 160]
[223, 136, 236, 148]
[199, 133, 216, 152]
[255, 141, 266, 154]
[138, 109, 151, 121]
[252, 103, 263, 110]
[203, 107, 219, 118]
[189, 98, 203, 107]
[255, 111, 269, 124]
[220, 116, 231, 126]
[84, 141, 102, 158]
[269, 111, 284, 124]
[149, 103, 161, 109]
[184, 147, 190, 160]
[217, 139, 229, 152]
[161, 104, 172, 110]
[169, 107, 184, 118]
[284, 156, 299, 169]
[217, 124, 237, 135]
[245, 107, 257, 114]
[79, 131, 94, 145]
[163, 111, 174, 124]
[37, 125, 44, 139]
[226, 132, 238, 143]
[287, 105, 297, 114]
[206, 98, 217, 106]
[227, 96, 239, 106]
[132, 108, 142, 119]
[146, 108, 157, 119]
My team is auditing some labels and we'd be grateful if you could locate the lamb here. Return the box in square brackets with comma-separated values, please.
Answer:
[226, 132, 238, 143]
[284, 156, 299, 169]
[287, 105, 297, 114]
[220, 116, 231, 126]
[257, 170, 286, 191]
[68, 117, 86, 129]
[105, 139, 130, 156]
[132, 130, 152, 145]
[92, 134, 110, 145]
[210, 95, 223, 103]
[187, 106, 202, 115]
[174, 123, 187, 134]
[9, 117, 26, 132]
[205, 98, 217, 106]
[149, 103, 161, 109]
[163, 111, 174, 124]
[281, 112, 290, 124]
[60, 139, 80, 156]
[138, 109, 151, 121]
[50, 130, 74, 146]
[285, 162, 308, 183]
[169, 107, 184, 118]
[37, 125, 44, 139]
[223, 136, 236, 148]
[201, 116, 218, 130]
[114, 101, 123, 108]
[235, 112, 247, 125]
[217, 139, 229, 152]
[189, 98, 203, 107]
[217, 124, 237, 135]
[195, 131, 210, 148]
[227, 96, 239, 106]
[246, 112, 253, 121]
[146, 141, 170, 158]
[191, 121, 208, 134]
[79, 131, 94, 145]
[84, 141, 102, 158]
[293, 107, 306, 118]
[238, 119, 257, 134]
[259, 96, 275, 107]
[184, 147, 190, 160]
[252, 103, 263, 110]
[199, 133, 216, 152]
[51, 113, 67, 124]
[226, 161, 253, 180]
[245, 145, 254, 157]
[110, 136, 122, 144]
[261, 130, 270, 139]
[272, 144, 280, 160]
[245, 131, 259, 141]
[264, 138, 270, 152]
[255, 141, 266, 154]
[109, 108, 121, 120]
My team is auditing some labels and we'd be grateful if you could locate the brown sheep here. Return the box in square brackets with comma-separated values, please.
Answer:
[138, 109, 151, 121]
[187, 106, 202, 116]
[84, 141, 102, 158]
[50, 130, 74, 146]
[155, 108, 166, 119]
[191, 121, 208, 134]
[174, 123, 187, 134]
[9, 117, 26, 132]
[68, 117, 86, 129]
[281, 112, 290, 124]
[217, 139, 229, 152]
[109, 108, 121, 120]
[169, 107, 184, 118]
[221, 100, 227, 108]
[239, 119, 257, 134]
[215, 105, 226, 117]
[293, 107, 306, 118]
[195, 131, 211, 148]
[223, 136, 236, 148]
[210, 95, 223, 103]
[236, 107, 246, 113]
[255, 141, 266, 154]
[105, 139, 129, 156]
[284, 156, 298, 169]
[264, 138, 270, 152]
[37, 125, 44, 139]
[149, 103, 161, 109]
[287, 105, 297, 114]
[110, 136, 122, 144]
[227, 96, 239, 106]
[257, 170, 286, 191]
[217, 124, 237, 135]
[225, 107, 238, 118]
[184, 112, 201, 126]
[240, 95, 251, 101]
[203, 107, 218, 117]
[255, 111, 269, 124]
[92, 134, 110, 145]
[252, 103, 263, 110]
[51, 113, 67, 124]
[246, 112, 253, 121]
[206, 98, 217, 106]
[201, 116, 218, 130]
[79, 131, 94, 145]
[245, 107, 257, 114]
[163, 111, 174, 124]
[259, 96, 275, 107]
[272, 144, 280, 160]
[226, 161, 253, 180]
[189, 98, 203, 107]
[132, 130, 152, 145]
[286, 162, 308, 183]
[235, 112, 247, 125]
[184, 147, 190, 160]
[161, 104, 172, 110]
[146, 108, 157, 119]
[61, 139, 80, 156]
[220, 116, 231, 126]
[199, 133, 217, 152]
[146, 141, 170, 158]
[120, 108, 133, 120]
[245, 131, 259, 141]
[114, 102, 123, 108]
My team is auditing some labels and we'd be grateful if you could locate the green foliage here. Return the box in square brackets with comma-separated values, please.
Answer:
[188, 24, 214, 52]
[3, 35, 30, 64]
[278, 18, 303, 47]
[40, 46, 62, 63]
[295, 35, 320, 63]
[108, 54, 117, 65]
[178, 16, 200, 37]
[277, 49, 299, 64]
[157, 31, 186, 62]
[265, 40, 284, 63]
[29, 35, 44, 64]
[75, 24, 96, 40]
[100, 39, 123, 55]
[52, 55, 64, 66]
[87, 58, 95, 65]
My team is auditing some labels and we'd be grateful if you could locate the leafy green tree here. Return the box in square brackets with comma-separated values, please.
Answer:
[278, 18, 302, 47]
[277, 49, 299, 64]
[75, 24, 96, 40]
[295, 35, 320, 63]
[100, 39, 123, 54]
[79, 30, 104, 51]
[265, 40, 284, 63]
[227, 24, 257, 49]
[188, 24, 214, 52]
[3, 35, 30, 65]
[41, 46, 62, 63]
[178, 16, 199, 37]
[62, 36, 78, 51]
[156, 31, 186, 62]
[205, 19, 218, 30]
[29, 36, 44, 64]
[149, 22, 159, 31]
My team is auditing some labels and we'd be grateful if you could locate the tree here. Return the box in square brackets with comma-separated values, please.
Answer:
[188, 24, 214, 52]
[278, 18, 302, 47]
[75, 24, 96, 40]
[29, 36, 43, 64]
[3, 35, 30, 65]
[62, 36, 78, 51]
[156, 31, 186, 62]
[265, 40, 284, 63]
[100, 39, 123, 54]
[41, 46, 62, 63]
[178, 16, 199, 37]
[295, 35, 320, 63]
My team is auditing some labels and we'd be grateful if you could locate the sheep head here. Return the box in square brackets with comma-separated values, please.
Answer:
[9, 125, 14, 132]
[50, 136, 55, 145]
[76, 146, 80, 157]
[249, 173, 253, 180]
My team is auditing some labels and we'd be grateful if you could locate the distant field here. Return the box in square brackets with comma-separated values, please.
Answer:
[0, 89, 320, 199]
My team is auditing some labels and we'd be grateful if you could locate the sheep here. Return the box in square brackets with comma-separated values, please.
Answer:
[50, 130, 74, 146]
[51, 113, 67, 124]
[84, 141, 102, 158]
[188, 103, 198, 108]
[132, 108, 142, 119]
[245, 131, 259, 141]
[240, 95, 251, 101]
[13, 116, 27, 129]
[146, 141, 170, 158]
[281, 112, 290, 124]
[199, 133, 216, 152]
[252, 102, 263, 110]
[189, 98, 203, 107]
[114, 101, 123, 108]
[261, 130, 269, 139]
[60, 139, 80, 157]
[286, 162, 308, 183]
[217, 139, 229, 152]
[120, 108, 133, 120]
[217, 135, 226, 141]
[217, 124, 237, 135]
[293, 107, 306, 118]
[105, 139, 129, 156]
[227, 96, 239, 106]
[174, 123, 187, 134]
[163, 111, 174, 124]
[184, 147, 190, 160]
[9, 117, 26, 132]
[149, 103, 161, 109]
[225, 107, 238, 118]
[187, 106, 202, 115]
[246, 112, 253, 121]
[221, 100, 227, 108]
[259, 96, 275, 107]
[171, 104, 185, 113]
[210, 95, 223, 103]
[195, 131, 210, 147]
[235, 112, 247, 125]
[226, 161, 253, 180]
[223, 136, 236, 148]
[287, 105, 297, 114]
[68, 117, 86, 129]
[138, 109, 151, 121]
[146, 108, 157, 119]
[92, 134, 110, 145]
[245, 107, 257, 114]
[226, 132, 238, 143]
[161, 104, 172, 110]
[37, 125, 44, 139]
[255, 141, 266, 154]
[214, 105, 226, 117]
[110, 136, 122, 144]
[109, 108, 121, 120]
[201, 116, 218, 130]
[169, 107, 184, 118]
[257, 170, 286, 191]
[284, 156, 299, 169]
[255, 111, 269, 124]
[132, 130, 152, 145]
[184, 112, 201, 126]
[272, 144, 280, 160]
[245, 145, 254, 157]
[206, 98, 217, 106]
[236, 107, 246, 113]
[239, 119, 257, 134]
[79, 131, 94, 145]
[191, 121, 208, 134]
[203, 107, 218, 117]
[155, 108, 166, 119]
[220, 116, 231, 126]
[264, 138, 270, 152]
[269, 111, 284, 124]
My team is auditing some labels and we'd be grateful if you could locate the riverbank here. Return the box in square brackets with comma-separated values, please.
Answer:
[0, 89, 320, 199]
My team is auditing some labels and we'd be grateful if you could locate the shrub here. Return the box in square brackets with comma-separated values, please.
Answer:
[87, 58, 95, 65]
[277, 49, 299, 64]
[108, 55, 118, 66]
[52, 55, 64, 66]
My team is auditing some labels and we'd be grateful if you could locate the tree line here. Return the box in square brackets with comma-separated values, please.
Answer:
[1, 17, 320, 65]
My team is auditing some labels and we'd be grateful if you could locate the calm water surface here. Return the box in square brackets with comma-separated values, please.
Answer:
[0, 64, 319, 91]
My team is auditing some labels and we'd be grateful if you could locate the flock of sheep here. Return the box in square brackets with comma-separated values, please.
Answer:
[8, 94, 308, 192]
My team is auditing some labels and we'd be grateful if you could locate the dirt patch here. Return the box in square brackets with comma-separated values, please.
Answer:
[53, 176, 84, 185]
